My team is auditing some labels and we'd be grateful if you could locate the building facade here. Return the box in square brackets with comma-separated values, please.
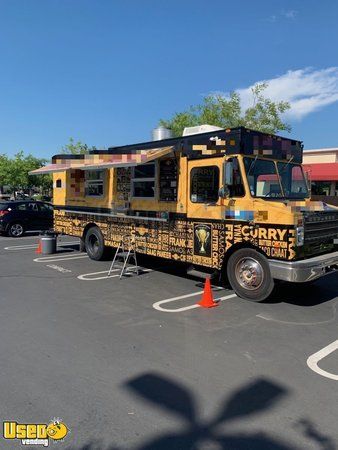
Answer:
[303, 147, 338, 205]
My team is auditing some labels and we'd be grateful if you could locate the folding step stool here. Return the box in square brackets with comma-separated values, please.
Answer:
[108, 236, 139, 279]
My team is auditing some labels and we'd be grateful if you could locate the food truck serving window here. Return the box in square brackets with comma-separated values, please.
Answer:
[132, 162, 156, 198]
[190, 166, 219, 203]
[85, 170, 104, 197]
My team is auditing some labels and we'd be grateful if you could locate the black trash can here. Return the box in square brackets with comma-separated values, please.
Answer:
[40, 231, 57, 254]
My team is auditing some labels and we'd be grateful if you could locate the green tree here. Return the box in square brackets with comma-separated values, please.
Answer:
[0, 154, 10, 194]
[62, 137, 96, 154]
[0, 151, 51, 197]
[160, 83, 291, 136]
[25, 154, 53, 195]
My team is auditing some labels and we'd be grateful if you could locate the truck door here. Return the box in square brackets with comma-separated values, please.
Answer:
[187, 158, 223, 220]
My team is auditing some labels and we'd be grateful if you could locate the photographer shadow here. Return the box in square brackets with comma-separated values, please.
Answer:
[65, 373, 335, 450]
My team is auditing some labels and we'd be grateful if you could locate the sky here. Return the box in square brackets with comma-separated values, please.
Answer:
[0, 0, 338, 158]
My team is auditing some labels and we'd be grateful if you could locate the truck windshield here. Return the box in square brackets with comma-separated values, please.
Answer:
[277, 161, 309, 199]
[243, 157, 309, 199]
[244, 157, 282, 198]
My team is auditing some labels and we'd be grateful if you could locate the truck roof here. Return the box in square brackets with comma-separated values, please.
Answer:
[96, 126, 303, 162]
[52, 127, 303, 163]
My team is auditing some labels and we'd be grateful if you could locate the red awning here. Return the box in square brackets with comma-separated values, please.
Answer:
[303, 163, 338, 181]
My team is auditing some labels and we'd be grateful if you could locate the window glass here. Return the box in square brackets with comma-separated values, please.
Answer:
[85, 170, 104, 197]
[311, 181, 331, 196]
[134, 164, 155, 179]
[56, 179, 62, 188]
[133, 181, 155, 198]
[132, 163, 156, 198]
[244, 158, 282, 198]
[227, 158, 245, 197]
[86, 182, 104, 196]
[39, 203, 53, 212]
[27, 203, 39, 211]
[17, 203, 27, 211]
[277, 162, 309, 199]
[190, 166, 219, 203]
[86, 170, 104, 181]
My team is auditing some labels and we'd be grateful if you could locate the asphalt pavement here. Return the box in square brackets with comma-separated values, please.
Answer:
[0, 233, 337, 450]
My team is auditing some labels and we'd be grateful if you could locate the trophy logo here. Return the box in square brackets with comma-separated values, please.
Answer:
[195, 224, 211, 256]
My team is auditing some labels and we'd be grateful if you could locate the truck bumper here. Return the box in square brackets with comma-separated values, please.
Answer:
[268, 250, 338, 283]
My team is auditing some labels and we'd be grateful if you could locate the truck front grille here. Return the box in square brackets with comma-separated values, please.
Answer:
[304, 211, 338, 243]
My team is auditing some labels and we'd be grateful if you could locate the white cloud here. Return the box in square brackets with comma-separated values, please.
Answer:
[233, 67, 338, 120]
[282, 9, 297, 20]
[266, 9, 298, 22]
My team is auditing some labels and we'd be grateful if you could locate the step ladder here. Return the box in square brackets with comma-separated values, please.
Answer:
[108, 236, 139, 279]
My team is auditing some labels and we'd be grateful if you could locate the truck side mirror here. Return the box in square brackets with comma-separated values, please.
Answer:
[218, 186, 230, 198]
[224, 161, 234, 186]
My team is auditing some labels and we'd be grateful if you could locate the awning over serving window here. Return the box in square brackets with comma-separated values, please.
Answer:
[29, 146, 174, 175]
[28, 163, 79, 175]
[80, 146, 174, 170]
[303, 162, 338, 181]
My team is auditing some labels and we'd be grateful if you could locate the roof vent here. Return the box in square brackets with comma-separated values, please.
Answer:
[152, 126, 173, 141]
[182, 124, 223, 136]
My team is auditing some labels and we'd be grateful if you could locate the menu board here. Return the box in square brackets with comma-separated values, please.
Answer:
[116, 167, 131, 201]
[159, 158, 177, 202]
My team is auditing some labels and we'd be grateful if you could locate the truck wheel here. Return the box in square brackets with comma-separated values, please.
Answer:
[227, 248, 274, 302]
[85, 226, 107, 261]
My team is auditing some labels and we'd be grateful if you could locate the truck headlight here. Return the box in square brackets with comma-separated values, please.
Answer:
[296, 226, 304, 246]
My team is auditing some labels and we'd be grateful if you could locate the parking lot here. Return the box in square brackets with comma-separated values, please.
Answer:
[1, 233, 338, 450]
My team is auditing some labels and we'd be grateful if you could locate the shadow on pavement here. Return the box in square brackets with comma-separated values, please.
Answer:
[65, 372, 335, 450]
[52, 248, 78, 254]
[267, 276, 338, 306]
[137, 254, 338, 308]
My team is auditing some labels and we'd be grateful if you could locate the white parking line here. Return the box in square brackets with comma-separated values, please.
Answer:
[78, 269, 120, 280]
[34, 253, 88, 263]
[307, 340, 338, 381]
[4, 241, 79, 251]
[153, 288, 236, 312]
[0, 234, 41, 241]
[78, 268, 153, 280]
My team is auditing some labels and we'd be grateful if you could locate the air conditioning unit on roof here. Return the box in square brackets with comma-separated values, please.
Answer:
[182, 124, 223, 136]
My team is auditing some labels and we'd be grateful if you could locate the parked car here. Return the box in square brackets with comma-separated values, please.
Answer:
[0, 194, 11, 201]
[0, 201, 54, 237]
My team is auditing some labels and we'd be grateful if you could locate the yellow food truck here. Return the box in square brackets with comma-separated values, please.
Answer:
[31, 126, 338, 301]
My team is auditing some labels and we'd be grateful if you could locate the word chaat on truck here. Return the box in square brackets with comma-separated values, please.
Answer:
[31, 126, 338, 301]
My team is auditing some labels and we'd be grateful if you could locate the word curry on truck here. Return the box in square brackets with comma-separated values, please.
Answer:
[31, 126, 338, 301]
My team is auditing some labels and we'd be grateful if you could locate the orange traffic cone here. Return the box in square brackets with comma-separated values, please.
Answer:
[35, 240, 42, 254]
[198, 277, 218, 308]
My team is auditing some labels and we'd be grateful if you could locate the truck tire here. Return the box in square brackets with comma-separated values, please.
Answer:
[85, 226, 107, 261]
[79, 237, 86, 252]
[227, 248, 274, 302]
